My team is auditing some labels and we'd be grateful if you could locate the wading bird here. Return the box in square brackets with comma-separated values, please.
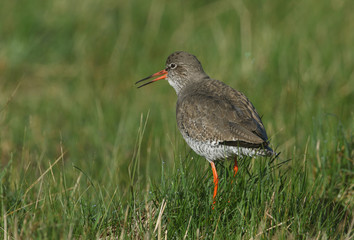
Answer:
[136, 51, 274, 204]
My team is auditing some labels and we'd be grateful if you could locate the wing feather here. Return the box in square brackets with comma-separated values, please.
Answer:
[176, 79, 269, 148]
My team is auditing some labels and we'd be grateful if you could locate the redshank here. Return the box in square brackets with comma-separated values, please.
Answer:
[136, 51, 274, 204]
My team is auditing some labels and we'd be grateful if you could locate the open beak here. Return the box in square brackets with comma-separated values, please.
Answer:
[135, 69, 168, 88]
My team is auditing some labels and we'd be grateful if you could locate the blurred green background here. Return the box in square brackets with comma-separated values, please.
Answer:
[0, 0, 353, 238]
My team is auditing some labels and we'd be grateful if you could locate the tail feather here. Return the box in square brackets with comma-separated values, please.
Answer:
[261, 145, 276, 157]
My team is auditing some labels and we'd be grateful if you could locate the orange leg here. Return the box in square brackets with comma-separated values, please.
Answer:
[230, 156, 239, 188]
[233, 156, 238, 177]
[210, 161, 219, 205]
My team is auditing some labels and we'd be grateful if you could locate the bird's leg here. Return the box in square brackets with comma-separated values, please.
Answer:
[233, 156, 238, 177]
[230, 156, 239, 190]
[210, 161, 219, 205]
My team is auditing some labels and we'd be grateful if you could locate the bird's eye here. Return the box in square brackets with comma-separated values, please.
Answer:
[170, 63, 177, 69]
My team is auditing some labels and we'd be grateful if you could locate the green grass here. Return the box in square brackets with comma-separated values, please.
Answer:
[0, 0, 353, 238]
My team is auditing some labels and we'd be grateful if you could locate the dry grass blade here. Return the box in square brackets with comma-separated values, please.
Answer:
[154, 199, 167, 234]
[251, 217, 295, 239]
[213, 214, 221, 240]
[119, 206, 130, 240]
[183, 215, 192, 240]
[344, 217, 354, 240]
[6, 187, 74, 217]
[2, 205, 7, 240]
[23, 151, 66, 197]
[0, 81, 21, 113]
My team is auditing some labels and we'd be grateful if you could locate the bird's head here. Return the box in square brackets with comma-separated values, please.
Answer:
[136, 51, 207, 94]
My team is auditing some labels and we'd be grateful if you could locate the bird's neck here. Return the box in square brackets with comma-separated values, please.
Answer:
[167, 77, 184, 94]
[168, 73, 209, 95]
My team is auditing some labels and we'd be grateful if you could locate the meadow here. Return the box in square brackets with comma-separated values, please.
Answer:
[0, 0, 353, 238]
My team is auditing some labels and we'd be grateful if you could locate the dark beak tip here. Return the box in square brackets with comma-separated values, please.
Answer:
[135, 75, 152, 84]
[136, 81, 155, 88]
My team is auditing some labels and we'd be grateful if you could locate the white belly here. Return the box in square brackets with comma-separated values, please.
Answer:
[182, 135, 262, 162]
